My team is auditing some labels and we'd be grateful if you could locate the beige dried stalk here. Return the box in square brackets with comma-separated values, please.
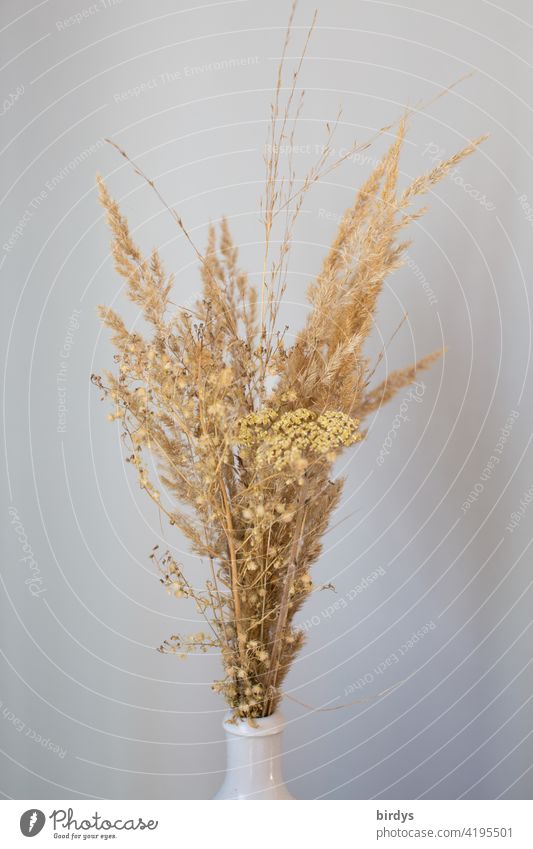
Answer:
[93, 4, 485, 719]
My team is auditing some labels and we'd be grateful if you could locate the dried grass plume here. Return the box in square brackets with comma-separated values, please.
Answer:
[93, 4, 485, 719]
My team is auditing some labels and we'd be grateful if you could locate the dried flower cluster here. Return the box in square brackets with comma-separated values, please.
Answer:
[237, 408, 362, 473]
[93, 5, 484, 719]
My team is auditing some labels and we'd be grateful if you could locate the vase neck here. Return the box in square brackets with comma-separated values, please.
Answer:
[214, 713, 293, 800]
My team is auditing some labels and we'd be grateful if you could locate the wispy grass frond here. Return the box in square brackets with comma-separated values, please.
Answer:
[94, 3, 484, 719]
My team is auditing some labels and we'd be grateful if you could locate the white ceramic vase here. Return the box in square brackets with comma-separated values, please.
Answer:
[213, 710, 294, 799]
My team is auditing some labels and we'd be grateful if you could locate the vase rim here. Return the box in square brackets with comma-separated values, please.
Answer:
[222, 710, 285, 737]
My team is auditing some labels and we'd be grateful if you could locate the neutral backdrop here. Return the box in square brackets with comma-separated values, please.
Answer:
[1, 0, 533, 800]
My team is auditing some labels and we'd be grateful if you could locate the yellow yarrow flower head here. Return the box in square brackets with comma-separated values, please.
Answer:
[236, 407, 362, 470]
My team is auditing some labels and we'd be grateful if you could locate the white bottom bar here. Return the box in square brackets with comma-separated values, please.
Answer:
[1, 799, 531, 847]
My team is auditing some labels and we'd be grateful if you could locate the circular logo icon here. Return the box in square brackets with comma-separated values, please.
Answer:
[20, 809, 46, 837]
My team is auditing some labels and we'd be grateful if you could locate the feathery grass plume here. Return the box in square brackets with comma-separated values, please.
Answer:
[93, 3, 485, 719]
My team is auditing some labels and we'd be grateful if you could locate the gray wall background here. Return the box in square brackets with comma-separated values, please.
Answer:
[1, 0, 533, 800]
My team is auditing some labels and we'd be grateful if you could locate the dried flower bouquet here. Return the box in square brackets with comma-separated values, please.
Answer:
[93, 6, 484, 720]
